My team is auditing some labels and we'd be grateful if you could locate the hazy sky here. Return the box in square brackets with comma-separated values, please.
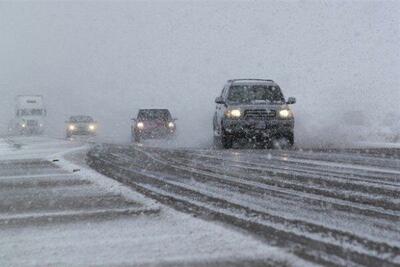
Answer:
[1, 0, 399, 145]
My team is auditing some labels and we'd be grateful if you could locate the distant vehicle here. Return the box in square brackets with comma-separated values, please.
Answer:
[339, 110, 372, 142]
[213, 79, 296, 149]
[132, 109, 176, 142]
[374, 113, 400, 143]
[66, 115, 98, 138]
[9, 95, 47, 135]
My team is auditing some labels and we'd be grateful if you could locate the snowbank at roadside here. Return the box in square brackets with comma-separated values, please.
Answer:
[0, 136, 82, 160]
[354, 141, 400, 149]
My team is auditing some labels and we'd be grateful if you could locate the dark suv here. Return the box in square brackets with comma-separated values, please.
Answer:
[213, 79, 296, 149]
[66, 115, 98, 138]
[132, 109, 176, 142]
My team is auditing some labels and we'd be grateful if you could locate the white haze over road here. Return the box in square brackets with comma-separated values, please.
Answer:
[0, 1, 399, 146]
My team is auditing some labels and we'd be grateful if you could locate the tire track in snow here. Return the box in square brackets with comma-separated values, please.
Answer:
[87, 144, 400, 267]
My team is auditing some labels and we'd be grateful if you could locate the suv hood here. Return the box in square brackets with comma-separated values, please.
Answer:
[228, 103, 288, 110]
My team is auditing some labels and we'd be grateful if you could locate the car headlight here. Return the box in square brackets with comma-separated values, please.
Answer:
[21, 123, 26, 128]
[89, 124, 96, 131]
[69, 124, 76, 131]
[168, 122, 175, 128]
[137, 122, 144, 129]
[225, 109, 241, 118]
[279, 109, 292, 119]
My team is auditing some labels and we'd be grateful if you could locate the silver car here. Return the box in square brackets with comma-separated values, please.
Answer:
[213, 79, 296, 149]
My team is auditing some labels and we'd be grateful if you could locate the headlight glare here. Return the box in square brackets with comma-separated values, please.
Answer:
[225, 109, 241, 118]
[69, 125, 76, 131]
[137, 122, 144, 129]
[89, 124, 96, 131]
[168, 122, 175, 128]
[279, 109, 291, 118]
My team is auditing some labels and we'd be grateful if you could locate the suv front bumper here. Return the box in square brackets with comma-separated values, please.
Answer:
[133, 127, 176, 139]
[67, 130, 96, 136]
[222, 118, 294, 138]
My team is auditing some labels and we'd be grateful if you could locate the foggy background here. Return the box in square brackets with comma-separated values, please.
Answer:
[0, 1, 399, 147]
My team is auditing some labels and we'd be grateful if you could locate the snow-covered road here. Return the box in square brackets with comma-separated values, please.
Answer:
[0, 137, 305, 267]
[88, 143, 400, 267]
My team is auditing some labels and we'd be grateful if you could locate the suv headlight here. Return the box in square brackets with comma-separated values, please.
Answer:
[279, 109, 293, 119]
[137, 122, 144, 129]
[225, 109, 241, 118]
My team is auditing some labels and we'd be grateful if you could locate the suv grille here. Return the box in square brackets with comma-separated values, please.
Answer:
[27, 120, 38, 127]
[244, 109, 276, 120]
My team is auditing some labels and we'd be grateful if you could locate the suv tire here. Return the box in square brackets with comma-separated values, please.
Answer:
[213, 135, 221, 149]
[221, 133, 233, 149]
[287, 132, 294, 147]
[134, 133, 141, 143]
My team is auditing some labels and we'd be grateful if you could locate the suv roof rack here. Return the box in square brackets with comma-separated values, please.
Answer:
[227, 79, 275, 83]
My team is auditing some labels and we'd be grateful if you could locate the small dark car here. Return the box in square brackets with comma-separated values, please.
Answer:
[132, 109, 176, 142]
[66, 115, 98, 138]
[213, 79, 296, 149]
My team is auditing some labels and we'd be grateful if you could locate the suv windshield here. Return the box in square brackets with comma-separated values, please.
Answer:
[70, 116, 94, 123]
[138, 110, 171, 121]
[227, 85, 284, 104]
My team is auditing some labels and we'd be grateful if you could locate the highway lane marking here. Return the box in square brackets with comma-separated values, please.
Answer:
[0, 207, 159, 224]
[186, 151, 400, 176]
[120, 149, 400, 217]
[91, 147, 400, 266]
[0, 173, 75, 180]
[167, 154, 400, 192]
[119, 175, 400, 260]
[174, 152, 400, 190]
[278, 157, 400, 175]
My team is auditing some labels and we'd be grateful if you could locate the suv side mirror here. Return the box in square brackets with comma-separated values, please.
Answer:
[286, 97, 296, 105]
[215, 96, 225, 104]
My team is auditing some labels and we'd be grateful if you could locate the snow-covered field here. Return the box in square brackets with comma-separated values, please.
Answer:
[0, 136, 307, 267]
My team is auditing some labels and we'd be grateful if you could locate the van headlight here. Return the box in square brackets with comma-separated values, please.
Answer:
[279, 109, 292, 119]
[225, 109, 241, 118]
